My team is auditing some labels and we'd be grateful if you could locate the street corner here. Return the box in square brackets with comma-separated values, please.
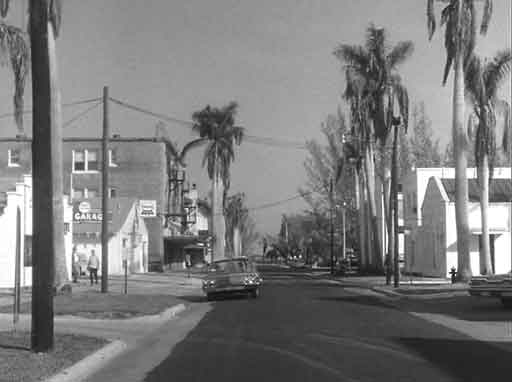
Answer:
[44, 340, 127, 382]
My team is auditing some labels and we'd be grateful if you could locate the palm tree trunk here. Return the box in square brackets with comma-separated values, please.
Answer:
[212, 174, 226, 260]
[364, 141, 383, 272]
[453, 53, 472, 281]
[233, 227, 242, 258]
[478, 155, 492, 274]
[354, 168, 366, 271]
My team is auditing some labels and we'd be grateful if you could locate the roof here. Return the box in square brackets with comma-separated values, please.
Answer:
[73, 197, 138, 236]
[440, 178, 512, 203]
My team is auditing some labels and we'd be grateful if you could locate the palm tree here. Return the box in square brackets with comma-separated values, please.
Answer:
[1, 0, 63, 352]
[464, 49, 511, 275]
[334, 25, 413, 273]
[427, 0, 494, 281]
[225, 192, 248, 258]
[191, 102, 244, 261]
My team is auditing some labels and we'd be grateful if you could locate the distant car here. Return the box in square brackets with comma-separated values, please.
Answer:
[202, 257, 263, 301]
[469, 272, 512, 308]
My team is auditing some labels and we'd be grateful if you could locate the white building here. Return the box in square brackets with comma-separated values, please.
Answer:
[72, 198, 149, 275]
[408, 176, 511, 277]
[401, 167, 511, 275]
[0, 175, 73, 288]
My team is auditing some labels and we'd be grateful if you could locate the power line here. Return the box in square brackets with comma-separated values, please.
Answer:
[108, 97, 195, 127]
[63, 101, 102, 129]
[0, 97, 102, 120]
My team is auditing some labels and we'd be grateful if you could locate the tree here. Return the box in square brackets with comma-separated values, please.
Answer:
[191, 102, 244, 261]
[409, 102, 443, 168]
[225, 192, 249, 258]
[427, 0, 494, 281]
[334, 25, 413, 273]
[464, 49, 511, 275]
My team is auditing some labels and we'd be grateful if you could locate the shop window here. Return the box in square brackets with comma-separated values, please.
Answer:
[8, 149, 21, 167]
[87, 150, 98, 171]
[24, 235, 32, 266]
[73, 188, 84, 199]
[87, 188, 98, 198]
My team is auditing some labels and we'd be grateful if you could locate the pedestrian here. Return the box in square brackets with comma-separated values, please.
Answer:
[87, 249, 99, 285]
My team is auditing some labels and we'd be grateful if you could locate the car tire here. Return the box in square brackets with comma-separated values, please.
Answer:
[250, 288, 260, 299]
[501, 298, 512, 309]
[206, 293, 214, 301]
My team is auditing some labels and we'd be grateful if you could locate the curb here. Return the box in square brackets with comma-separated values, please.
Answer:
[371, 286, 469, 300]
[44, 340, 127, 382]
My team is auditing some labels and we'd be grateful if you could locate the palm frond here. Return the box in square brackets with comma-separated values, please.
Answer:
[480, 0, 493, 35]
[0, 0, 9, 18]
[334, 44, 370, 73]
[442, 2, 458, 85]
[179, 138, 207, 165]
[387, 41, 414, 68]
[484, 49, 511, 101]
[498, 100, 510, 154]
[464, 54, 484, 105]
[0, 23, 29, 135]
[427, 0, 436, 40]
[50, 0, 62, 38]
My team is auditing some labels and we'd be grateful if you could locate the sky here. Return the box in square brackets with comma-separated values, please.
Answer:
[0, 0, 510, 235]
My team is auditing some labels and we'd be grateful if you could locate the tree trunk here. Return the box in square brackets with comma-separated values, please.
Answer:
[478, 155, 492, 275]
[364, 141, 383, 272]
[233, 227, 242, 258]
[453, 53, 472, 281]
[212, 174, 226, 260]
[354, 169, 366, 271]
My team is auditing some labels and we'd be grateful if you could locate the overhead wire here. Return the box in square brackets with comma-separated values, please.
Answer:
[63, 101, 102, 129]
[0, 97, 102, 120]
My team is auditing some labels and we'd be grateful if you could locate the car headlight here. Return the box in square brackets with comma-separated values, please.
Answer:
[244, 274, 261, 285]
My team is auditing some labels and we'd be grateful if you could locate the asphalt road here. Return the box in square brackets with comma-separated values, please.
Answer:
[92, 268, 512, 382]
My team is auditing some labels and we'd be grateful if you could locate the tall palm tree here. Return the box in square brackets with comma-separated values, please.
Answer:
[464, 49, 511, 275]
[334, 25, 413, 273]
[427, 0, 493, 281]
[191, 102, 244, 261]
[1, 0, 63, 352]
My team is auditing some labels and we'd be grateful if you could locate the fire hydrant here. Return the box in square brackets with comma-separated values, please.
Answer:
[449, 267, 457, 284]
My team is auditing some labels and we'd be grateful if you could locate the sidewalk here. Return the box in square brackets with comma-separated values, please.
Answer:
[0, 272, 204, 382]
[317, 273, 469, 299]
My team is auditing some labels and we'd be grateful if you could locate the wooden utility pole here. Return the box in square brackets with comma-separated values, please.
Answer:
[30, 0, 56, 352]
[101, 86, 109, 293]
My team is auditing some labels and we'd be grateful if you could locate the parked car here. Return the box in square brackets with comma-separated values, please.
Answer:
[468, 272, 512, 308]
[202, 257, 263, 301]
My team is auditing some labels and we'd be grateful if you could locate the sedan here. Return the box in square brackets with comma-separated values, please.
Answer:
[202, 257, 263, 301]
[469, 272, 512, 308]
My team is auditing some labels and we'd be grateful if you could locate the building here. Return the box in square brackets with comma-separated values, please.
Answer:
[72, 197, 148, 275]
[0, 175, 73, 288]
[0, 135, 183, 270]
[411, 177, 511, 277]
[163, 183, 211, 270]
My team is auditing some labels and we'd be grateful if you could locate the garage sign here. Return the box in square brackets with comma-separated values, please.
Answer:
[73, 201, 111, 223]
[139, 200, 157, 217]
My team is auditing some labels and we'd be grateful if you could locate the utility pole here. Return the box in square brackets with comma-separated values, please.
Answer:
[330, 177, 335, 275]
[30, 0, 56, 352]
[101, 86, 109, 293]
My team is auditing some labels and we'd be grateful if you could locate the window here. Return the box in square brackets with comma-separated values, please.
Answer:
[8, 149, 21, 167]
[87, 150, 98, 171]
[122, 238, 128, 248]
[73, 188, 84, 199]
[109, 149, 118, 167]
[64, 223, 70, 235]
[73, 149, 99, 172]
[87, 188, 98, 198]
[108, 187, 117, 198]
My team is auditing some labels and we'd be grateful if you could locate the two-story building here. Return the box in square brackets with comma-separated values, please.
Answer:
[0, 135, 188, 270]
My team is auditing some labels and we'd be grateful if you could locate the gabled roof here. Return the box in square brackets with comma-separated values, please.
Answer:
[440, 179, 512, 203]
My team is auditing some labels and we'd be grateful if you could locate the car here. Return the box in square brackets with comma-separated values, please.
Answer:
[202, 257, 263, 301]
[468, 272, 512, 308]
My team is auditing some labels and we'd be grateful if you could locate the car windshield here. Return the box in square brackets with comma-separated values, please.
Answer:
[209, 260, 248, 273]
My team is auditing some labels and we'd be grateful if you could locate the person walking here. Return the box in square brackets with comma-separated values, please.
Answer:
[87, 249, 100, 285]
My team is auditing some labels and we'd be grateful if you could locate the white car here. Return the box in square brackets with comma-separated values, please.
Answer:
[469, 272, 512, 308]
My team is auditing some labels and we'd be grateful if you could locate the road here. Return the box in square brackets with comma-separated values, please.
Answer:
[90, 268, 512, 382]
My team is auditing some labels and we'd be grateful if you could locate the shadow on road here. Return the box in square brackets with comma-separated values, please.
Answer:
[315, 295, 398, 310]
[398, 337, 512, 378]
